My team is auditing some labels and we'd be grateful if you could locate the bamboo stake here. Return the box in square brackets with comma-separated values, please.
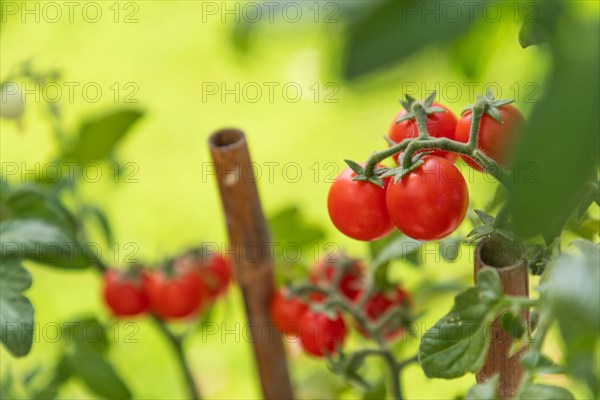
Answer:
[208, 128, 294, 400]
[474, 235, 529, 399]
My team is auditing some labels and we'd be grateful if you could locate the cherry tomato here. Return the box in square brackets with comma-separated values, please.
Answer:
[309, 258, 364, 302]
[328, 165, 394, 241]
[270, 288, 308, 337]
[388, 103, 458, 162]
[103, 268, 149, 317]
[174, 252, 232, 300]
[356, 287, 410, 341]
[299, 310, 347, 357]
[206, 254, 232, 296]
[455, 104, 524, 171]
[386, 156, 468, 241]
[145, 263, 206, 320]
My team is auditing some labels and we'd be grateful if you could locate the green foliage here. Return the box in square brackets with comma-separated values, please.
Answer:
[543, 240, 600, 396]
[419, 268, 504, 378]
[464, 376, 497, 400]
[342, 1, 471, 80]
[0, 256, 33, 357]
[0, 219, 88, 269]
[509, 8, 600, 239]
[62, 109, 144, 164]
[515, 383, 574, 400]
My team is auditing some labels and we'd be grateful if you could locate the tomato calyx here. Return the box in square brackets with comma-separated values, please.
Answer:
[462, 88, 515, 124]
[395, 92, 447, 124]
[379, 151, 430, 183]
[343, 159, 387, 188]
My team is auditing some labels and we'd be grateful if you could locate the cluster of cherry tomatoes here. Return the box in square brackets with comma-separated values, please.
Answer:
[270, 256, 410, 357]
[328, 99, 523, 242]
[102, 250, 232, 320]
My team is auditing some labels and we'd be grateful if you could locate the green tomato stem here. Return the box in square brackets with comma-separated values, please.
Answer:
[362, 98, 510, 187]
[412, 102, 431, 140]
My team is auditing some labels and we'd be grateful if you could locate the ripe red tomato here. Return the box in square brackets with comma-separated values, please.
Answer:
[388, 103, 458, 162]
[455, 104, 524, 171]
[174, 252, 232, 300]
[103, 268, 149, 317]
[309, 258, 364, 302]
[356, 287, 410, 341]
[299, 310, 347, 357]
[328, 165, 394, 241]
[145, 263, 206, 320]
[386, 156, 468, 241]
[270, 289, 308, 337]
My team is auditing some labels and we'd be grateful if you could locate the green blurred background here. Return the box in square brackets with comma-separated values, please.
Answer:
[1, 1, 597, 398]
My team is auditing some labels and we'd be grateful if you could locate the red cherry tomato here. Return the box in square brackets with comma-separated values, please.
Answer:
[299, 310, 347, 357]
[455, 104, 524, 171]
[356, 287, 410, 341]
[270, 289, 308, 337]
[174, 252, 232, 301]
[328, 165, 394, 241]
[386, 156, 469, 241]
[145, 263, 206, 320]
[388, 102, 458, 162]
[309, 258, 364, 302]
[103, 268, 149, 317]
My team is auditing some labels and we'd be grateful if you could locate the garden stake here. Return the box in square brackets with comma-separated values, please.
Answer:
[474, 236, 529, 399]
[209, 128, 294, 400]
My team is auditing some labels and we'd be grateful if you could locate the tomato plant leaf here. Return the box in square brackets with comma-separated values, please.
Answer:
[0, 257, 34, 357]
[544, 240, 599, 396]
[0, 219, 89, 269]
[419, 268, 503, 378]
[342, 1, 471, 79]
[465, 375, 498, 400]
[268, 206, 325, 250]
[515, 383, 574, 400]
[63, 109, 144, 164]
[66, 345, 131, 399]
[500, 312, 526, 339]
[371, 234, 421, 270]
[509, 17, 600, 238]
[0, 184, 77, 230]
[81, 205, 113, 245]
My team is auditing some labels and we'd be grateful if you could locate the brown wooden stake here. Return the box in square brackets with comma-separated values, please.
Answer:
[474, 235, 529, 399]
[209, 128, 294, 400]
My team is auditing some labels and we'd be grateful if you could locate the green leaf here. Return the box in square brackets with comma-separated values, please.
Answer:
[509, 17, 600, 238]
[62, 317, 109, 354]
[465, 376, 498, 400]
[371, 234, 421, 270]
[0, 219, 89, 269]
[419, 268, 503, 378]
[500, 312, 526, 339]
[66, 345, 131, 399]
[516, 384, 574, 400]
[64, 109, 144, 164]
[342, 1, 471, 79]
[0, 185, 76, 230]
[545, 240, 599, 396]
[0, 257, 34, 357]
[82, 205, 113, 244]
[268, 206, 325, 250]
[518, 2, 562, 48]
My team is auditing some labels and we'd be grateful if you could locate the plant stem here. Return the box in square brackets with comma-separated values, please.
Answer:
[412, 103, 431, 140]
[383, 351, 403, 400]
[362, 98, 510, 187]
[150, 316, 201, 400]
